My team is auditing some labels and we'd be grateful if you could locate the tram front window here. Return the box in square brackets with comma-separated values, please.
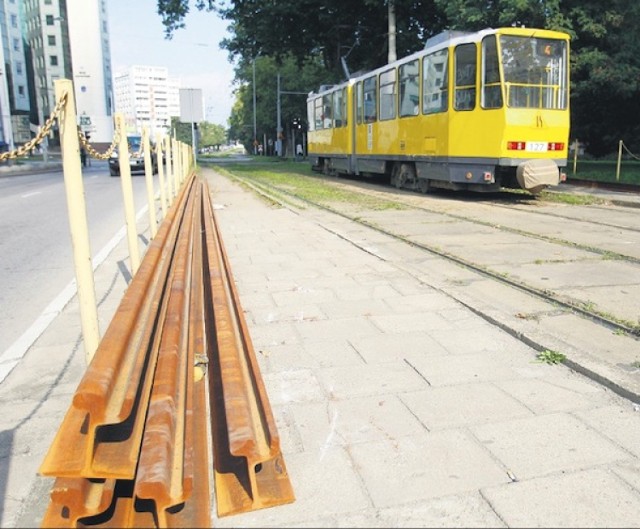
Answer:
[500, 35, 568, 110]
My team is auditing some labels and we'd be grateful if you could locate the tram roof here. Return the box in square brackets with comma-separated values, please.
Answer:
[308, 26, 570, 98]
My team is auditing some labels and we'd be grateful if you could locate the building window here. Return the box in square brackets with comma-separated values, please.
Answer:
[48, 35, 56, 45]
[16, 62, 22, 74]
[44, 0, 53, 4]
[46, 15, 54, 25]
[50, 55, 58, 66]
[18, 86, 25, 96]
[10, 14, 18, 28]
[13, 38, 20, 51]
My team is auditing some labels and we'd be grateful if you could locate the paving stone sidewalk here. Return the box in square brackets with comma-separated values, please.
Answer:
[203, 168, 640, 528]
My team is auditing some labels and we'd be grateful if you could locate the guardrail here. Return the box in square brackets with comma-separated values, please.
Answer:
[33, 79, 294, 526]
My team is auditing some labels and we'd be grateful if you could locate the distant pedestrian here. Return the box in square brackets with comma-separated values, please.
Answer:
[80, 147, 87, 167]
[296, 143, 304, 160]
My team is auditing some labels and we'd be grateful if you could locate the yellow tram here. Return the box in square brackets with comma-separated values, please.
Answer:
[306, 27, 571, 194]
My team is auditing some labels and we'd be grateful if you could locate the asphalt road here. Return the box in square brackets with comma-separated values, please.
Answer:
[0, 162, 157, 362]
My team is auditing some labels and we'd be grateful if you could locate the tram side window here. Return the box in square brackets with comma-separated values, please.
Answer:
[423, 49, 448, 114]
[482, 36, 503, 109]
[333, 88, 347, 127]
[363, 76, 377, 123]
[454, 43, 476, 111]
[307, 99, 315, 132]
[399, 59, 419, 117]
[379, 68, 397, 121]
[322, 93, 333, 128]
[356, 81, 363, 125]
[314, 97, 323, 130]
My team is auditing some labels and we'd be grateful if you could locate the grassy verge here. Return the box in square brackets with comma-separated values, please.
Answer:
[208, 159, 407, 211]
[568, 159, 640, 185]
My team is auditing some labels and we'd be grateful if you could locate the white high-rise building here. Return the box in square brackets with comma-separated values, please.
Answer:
[66, 0, 114, 143]
[113, 65, 180, 138]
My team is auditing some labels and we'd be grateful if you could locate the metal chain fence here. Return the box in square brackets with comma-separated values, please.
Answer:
[0, 93, 68, 162]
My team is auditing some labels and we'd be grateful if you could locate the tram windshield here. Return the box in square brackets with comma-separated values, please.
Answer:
[500, 35, 568, 110]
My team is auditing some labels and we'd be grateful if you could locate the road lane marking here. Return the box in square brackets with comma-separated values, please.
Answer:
[0, 205, 150, 384]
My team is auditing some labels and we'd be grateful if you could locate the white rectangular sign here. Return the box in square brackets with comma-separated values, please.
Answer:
[179, 88, 204, 123]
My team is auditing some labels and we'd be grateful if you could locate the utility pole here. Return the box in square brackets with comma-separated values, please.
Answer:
[276, 74, 308, 158]
[388, 0, 397, 63]
[276, 74, 282, 157]
[253, 58, 257, 155]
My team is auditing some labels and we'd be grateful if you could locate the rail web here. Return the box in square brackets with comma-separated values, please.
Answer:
[38, 174, 294, 527]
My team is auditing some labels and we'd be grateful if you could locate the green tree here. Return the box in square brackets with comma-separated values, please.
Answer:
[227, 54, 326, 154]
[170, 116, 192, 145]
[199, 122, 227, 148]
[157, 0, 640, 157]
[157, 1, 443, 78]
[563, 0, 640, 156]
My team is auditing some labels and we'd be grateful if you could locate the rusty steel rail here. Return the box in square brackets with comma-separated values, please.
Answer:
[38, 175, 294, 527]
[201, 184, 295, 517]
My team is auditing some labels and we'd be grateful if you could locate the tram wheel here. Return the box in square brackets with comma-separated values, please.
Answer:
[398, 163, 416, 189]
[418, 178, 430, 194]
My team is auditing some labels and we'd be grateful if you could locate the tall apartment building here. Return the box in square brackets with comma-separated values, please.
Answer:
[113, 65, 180, 138]
[21, 0, 113, 146]
[0, 0, 32, 147]
[22, 0, 72, 144]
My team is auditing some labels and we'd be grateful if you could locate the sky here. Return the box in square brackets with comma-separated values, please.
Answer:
[107, 0, 236, 126]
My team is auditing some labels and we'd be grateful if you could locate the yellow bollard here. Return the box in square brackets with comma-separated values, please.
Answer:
[172, 137, 181, 191]
[115, 113, 140, 275]
[616, 140, 623, 182]
[156, 133, 167, 217]
[165, 135, 174, 201]
[55, 79, 100, 363]
[142, 127, 157, 239]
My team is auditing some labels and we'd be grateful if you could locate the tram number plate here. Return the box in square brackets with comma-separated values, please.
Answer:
[526, 141, 548, 152]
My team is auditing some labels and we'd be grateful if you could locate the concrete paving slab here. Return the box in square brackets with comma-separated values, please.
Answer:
[503, 259, 640, 289]
[349, 430, 510, 508]
[494, 376, 611, 414]
[403, 348, 543, 387]
[576, 404, 640, 458]
[471, 412, 632, 480]
[213, 447, 371, 528]
[612, 460, 640, 492]
[559, 284, 640, 323]
[349, 332, 450, 363]
[373, 492, 507, 528]
[261, 368, 327, 407]
[302, 338, 371, 368]
[446, 239, 590, 266]
[483, 468, 640, 528]
[285, 395, 426, 450]
[401, 382, 533, 430]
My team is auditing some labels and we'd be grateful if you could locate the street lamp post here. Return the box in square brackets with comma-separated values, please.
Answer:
[253, 58, 257, 155]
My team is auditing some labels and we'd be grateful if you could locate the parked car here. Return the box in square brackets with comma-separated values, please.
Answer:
[109, 135, 158, 176]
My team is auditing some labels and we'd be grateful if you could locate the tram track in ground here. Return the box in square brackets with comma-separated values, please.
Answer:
[327, 178, 640, 266]
[220, 170, 640, 340]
